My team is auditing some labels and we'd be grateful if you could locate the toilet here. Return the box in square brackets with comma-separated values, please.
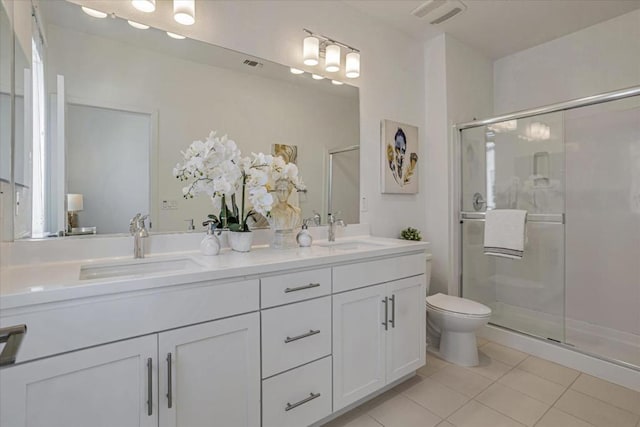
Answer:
[425, 294, 491, 366]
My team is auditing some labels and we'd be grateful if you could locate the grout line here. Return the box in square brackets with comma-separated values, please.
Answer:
[463, 399, 528, 427]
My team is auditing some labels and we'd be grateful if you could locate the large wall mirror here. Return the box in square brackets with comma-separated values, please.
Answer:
[12, 0, 360, 239]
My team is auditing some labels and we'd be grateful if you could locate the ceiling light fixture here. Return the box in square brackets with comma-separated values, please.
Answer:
[166, 31, 186, 40]
[128, 20, 150, 30]
[81, 6, 107, 18]
[132, 0, 156, 13]
[174, 0, 195, 25]
[302, 29, 360, 78]
[290, 68, 304, 75]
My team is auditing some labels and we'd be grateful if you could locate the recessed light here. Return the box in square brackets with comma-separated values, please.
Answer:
[128, 20, 149, 30]
[166, 32, 186, 40]
[312, 74, 324, 80]
[331, 80, 344, 85]
[81, 6, 107, 19]
[290, 68, 304, 75]
[132, 0, 156, 13]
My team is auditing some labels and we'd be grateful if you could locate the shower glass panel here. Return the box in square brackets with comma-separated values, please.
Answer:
[564, 96, 640, 367]
[460, 112, 566, 343]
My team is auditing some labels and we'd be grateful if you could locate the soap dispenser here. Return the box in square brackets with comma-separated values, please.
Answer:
[200, 220, 221, 256]
[296, 220, 313, 247]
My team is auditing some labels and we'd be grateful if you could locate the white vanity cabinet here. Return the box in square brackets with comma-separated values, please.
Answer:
[332, 254, 427, 411]
[0, 313, 261, 427]
[0, 335, 158, 427]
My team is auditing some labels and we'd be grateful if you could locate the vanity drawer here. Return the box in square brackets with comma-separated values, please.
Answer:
[262, 356, 332, 427]
[261, 296, 331, 378]
[333, 253, 426, 293]
[261, 268, 331, 308]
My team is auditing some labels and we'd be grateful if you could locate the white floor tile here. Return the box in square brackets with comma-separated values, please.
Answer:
[401, 376, 470, 418]
[499, 368, 567, 405]
[322, 413, 383, 427]
[367, 394, 442, 427]
[480, 342, 528, 366]
[437, 421, 456, 427]
[465, 352, 513, 380]
[571, 374, 640, 416]
[419, 354, 451, 377]
[448, 400, 526, 427]
[554, 389, 639, 427]
[535, 408, 594, 427]
[476, 382, 549, 426]
[429, 365, 493, 398]
[518, 356, 580, 387]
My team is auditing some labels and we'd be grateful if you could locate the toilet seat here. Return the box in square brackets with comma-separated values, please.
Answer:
[426, 293, 491, 318]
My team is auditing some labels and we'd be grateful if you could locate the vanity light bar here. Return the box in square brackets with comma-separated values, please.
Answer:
[302, 29, 360, 78]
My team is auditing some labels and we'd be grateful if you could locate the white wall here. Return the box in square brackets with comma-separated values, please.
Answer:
[494, 9, 640, 114]
[68, 0, 427, 239]
[423, 34, 494, 295]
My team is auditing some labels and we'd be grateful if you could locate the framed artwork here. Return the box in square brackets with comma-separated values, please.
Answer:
[381, 119, 419, 194]
[272, 143, 298, 164]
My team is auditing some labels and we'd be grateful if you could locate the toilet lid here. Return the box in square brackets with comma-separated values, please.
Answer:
[426, 293, 491, 316]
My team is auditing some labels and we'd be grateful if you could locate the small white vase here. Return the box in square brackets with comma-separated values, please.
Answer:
[228, 231, 253, 252]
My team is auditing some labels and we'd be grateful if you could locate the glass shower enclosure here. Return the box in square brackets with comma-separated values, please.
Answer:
[457, 86, 640, 370]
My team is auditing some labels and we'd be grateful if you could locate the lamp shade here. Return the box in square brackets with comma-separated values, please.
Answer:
[325, 44, 341, 72]
[345, 52, 360, 78]
[67, 194, 84, 212]
[174, 0, 195, 25]
[131, 0, 156, 13]
[303, 36, 319, 66]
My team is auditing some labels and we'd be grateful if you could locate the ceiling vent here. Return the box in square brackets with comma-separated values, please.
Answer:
[243, 59, 263, 68]
[411, 0, 467, 24]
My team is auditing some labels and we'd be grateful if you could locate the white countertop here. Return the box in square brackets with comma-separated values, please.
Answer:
[1, 236, 429, 310]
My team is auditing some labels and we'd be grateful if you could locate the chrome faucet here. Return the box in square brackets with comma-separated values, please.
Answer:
[327, 212, 346, 242]
[129, 213, 149, 259]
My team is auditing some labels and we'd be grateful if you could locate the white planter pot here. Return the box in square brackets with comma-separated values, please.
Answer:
[228, 231, 253, 252]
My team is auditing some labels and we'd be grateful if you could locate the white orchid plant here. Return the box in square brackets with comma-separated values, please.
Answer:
[174, 131, 305, 232]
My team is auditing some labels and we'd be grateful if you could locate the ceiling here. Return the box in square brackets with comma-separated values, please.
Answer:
[343, 0, 640, 59]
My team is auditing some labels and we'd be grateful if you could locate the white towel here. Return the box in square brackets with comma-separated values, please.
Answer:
[484, 209, 527, 259]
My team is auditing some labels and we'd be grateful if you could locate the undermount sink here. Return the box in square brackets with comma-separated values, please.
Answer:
[316, 240, 388, 251]
[79, 257, 202, 281]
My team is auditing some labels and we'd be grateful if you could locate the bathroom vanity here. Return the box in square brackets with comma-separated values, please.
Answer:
[0, 236, 429, 427]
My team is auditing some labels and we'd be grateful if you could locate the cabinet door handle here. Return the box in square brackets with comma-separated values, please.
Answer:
[284, 282, 321, 293]
[0, 324, 27, 366]
[147, 358, 153, 416]
[285, 392, 321, 412]
[382, 297, 388, 330]
[390, 294, 396, 328]
[166, 353, 173, 409]
[284, 329, 320, 343]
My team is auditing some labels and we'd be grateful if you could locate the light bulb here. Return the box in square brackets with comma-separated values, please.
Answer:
[166, 31, 186, 40]
[345, 52, 360, 78]
[128, 20, 150, 30]
[303, 36, 319, 66]
[290, 68, 304, 75]
[325, 44, 340, 72]
[174, 0, 195, 25]
[132, 0, 156, 13]
[81, 6, 107, 18]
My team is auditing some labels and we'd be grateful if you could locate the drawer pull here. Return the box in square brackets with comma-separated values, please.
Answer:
[166, 353, 173, 408]
[285, 392, 321, 412]
[390, 294, 396, 328]
[284, 282, 321, 293]
[284, 329, 321, 344]
[0, 324, 27, 366]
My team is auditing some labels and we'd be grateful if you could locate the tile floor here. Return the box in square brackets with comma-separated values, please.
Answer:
[322, 338, 640, 427]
